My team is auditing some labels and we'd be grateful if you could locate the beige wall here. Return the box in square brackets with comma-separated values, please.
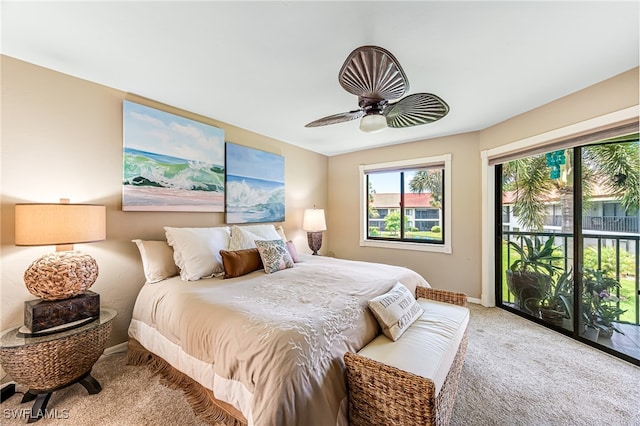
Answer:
[0, 56, 328, 347]
[327, 132, 482, 297]
[479, 68, 639, 151]
[327, 67, 639, 299]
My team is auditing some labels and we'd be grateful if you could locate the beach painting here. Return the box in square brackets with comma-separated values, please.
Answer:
[122, 100, 225, 211]
[225, 143, 285, 223]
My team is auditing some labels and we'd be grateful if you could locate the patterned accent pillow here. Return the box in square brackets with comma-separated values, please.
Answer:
[368, 282, 424, 341]
[255, 239, 295, 274]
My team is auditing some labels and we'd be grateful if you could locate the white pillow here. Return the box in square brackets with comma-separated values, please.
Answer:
[239, 224, 282, 240]
[164, 226, 231, 281]
[229, 224, 282, 251]
[132, 239, 179, 283]
[368, 282, 424, 341]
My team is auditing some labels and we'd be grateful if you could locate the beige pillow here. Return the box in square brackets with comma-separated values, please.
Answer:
[275, 225, 288, 242]
[132, 239, 179, 283]
[219, 248, 263, 279]
[368, 282, 424, 341]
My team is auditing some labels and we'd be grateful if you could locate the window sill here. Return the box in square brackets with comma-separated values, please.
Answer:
[360, 239, 452, 254]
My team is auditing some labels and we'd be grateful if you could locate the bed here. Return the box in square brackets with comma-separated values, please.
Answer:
[127, 226, 430, 426]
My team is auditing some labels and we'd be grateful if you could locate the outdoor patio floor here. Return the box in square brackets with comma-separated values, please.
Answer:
[594, 322, 640, 361]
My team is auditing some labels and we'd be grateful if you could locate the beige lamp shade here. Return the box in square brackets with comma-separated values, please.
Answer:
[15, 203, 106, 247]
[303, 208, 327, 232]
[15, 202, 106, 301]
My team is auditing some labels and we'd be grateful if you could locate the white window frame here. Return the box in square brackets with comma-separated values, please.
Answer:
[359, 154, 452, 254]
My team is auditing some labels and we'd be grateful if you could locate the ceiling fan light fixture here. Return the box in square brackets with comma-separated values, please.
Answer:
[359, 113, 387, 133]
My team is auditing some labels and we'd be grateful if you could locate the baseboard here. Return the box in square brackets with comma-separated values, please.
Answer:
[104, 341, 128, 355]
[468, 297, 482, 304]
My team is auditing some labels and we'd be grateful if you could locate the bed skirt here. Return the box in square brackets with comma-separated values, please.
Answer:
[126, 338, 248, 426]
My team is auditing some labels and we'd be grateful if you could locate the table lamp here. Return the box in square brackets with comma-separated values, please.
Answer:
[15, 199, 106, 301]
[303, 208, 326, 255]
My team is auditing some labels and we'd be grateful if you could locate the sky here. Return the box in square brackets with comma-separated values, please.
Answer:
[123, 100, 225, 166]
[225, 142, 284, 183]
[369, 170, 418, 193]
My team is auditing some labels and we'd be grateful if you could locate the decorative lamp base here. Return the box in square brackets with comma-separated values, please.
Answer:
[24, 251, 99, 301]
[306, 231, 323, 255]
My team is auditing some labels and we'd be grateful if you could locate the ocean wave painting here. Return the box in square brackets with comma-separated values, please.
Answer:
[122, 101, 225, 211]
[226, 143, 285, 223]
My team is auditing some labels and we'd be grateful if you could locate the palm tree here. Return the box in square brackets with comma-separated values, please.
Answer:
[583, 139, 639, 213]
[368, 181, 379, 219]
[502, 135, 639, 231]
[408, 170, 443, 208]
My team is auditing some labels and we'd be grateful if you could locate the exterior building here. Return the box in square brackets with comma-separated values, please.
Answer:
[502, 192, 639, 236]
[369, 193, 442, 232]
[502, 189, 639, 256]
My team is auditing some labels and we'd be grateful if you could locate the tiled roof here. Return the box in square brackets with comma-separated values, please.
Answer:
[371, 193, 435, 208]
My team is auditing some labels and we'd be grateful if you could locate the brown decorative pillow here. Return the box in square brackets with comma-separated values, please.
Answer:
[219, 248, 264, 279]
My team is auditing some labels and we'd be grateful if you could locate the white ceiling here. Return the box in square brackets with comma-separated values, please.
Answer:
[2, 1, 638, 156]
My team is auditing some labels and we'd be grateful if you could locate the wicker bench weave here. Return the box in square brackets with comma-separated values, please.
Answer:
[344, 287, 468, 426]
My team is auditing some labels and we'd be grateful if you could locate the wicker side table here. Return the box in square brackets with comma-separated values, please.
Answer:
[0, 308, 116, 423]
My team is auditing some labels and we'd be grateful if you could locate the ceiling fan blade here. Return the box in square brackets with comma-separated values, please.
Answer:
[305, 110, 365, 128]
[338, 46, 408, 101]
[384, 93, 450, 128]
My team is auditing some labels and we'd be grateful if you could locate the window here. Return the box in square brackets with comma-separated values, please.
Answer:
[359, 154, 452, 253]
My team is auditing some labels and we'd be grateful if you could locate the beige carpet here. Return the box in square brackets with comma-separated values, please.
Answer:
[452, 305, 639, 426]
[1, 304, 638, 425]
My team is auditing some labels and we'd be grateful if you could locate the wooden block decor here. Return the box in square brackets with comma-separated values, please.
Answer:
[24, 291, 100, 333]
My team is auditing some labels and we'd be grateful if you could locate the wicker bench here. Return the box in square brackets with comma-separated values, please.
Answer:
[344, 287, 469, 426]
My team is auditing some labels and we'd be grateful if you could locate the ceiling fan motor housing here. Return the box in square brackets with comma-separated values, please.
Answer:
[359, 97, 388, 116]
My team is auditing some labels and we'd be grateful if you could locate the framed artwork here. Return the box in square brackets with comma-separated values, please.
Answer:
[122, 100, 225, 212]
[225, 143, 285, 223]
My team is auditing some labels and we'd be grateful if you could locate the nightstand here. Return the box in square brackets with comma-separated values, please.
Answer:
[0, 308, 116, 423]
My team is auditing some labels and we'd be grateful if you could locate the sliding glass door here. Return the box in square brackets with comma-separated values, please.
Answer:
[496, 134, 639, 365]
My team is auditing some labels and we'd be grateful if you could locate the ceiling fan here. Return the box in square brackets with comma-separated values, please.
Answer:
[305, 45, 449, 133]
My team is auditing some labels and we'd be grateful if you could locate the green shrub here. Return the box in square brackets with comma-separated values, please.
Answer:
[369, 226, 379, 236]
[583, 246, 636, 276]
[431, 225, 441, 233]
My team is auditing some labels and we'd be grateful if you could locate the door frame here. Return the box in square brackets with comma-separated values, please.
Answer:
[479, 106, 638, 307]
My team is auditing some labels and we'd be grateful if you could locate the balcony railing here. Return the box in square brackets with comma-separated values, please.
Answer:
[502, 230, 640, 327]
[543, 215, 639, 233]
[583, 216, 638, 233]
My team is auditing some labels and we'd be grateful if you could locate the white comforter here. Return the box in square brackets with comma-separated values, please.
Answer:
[128, 255, 429, 426]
